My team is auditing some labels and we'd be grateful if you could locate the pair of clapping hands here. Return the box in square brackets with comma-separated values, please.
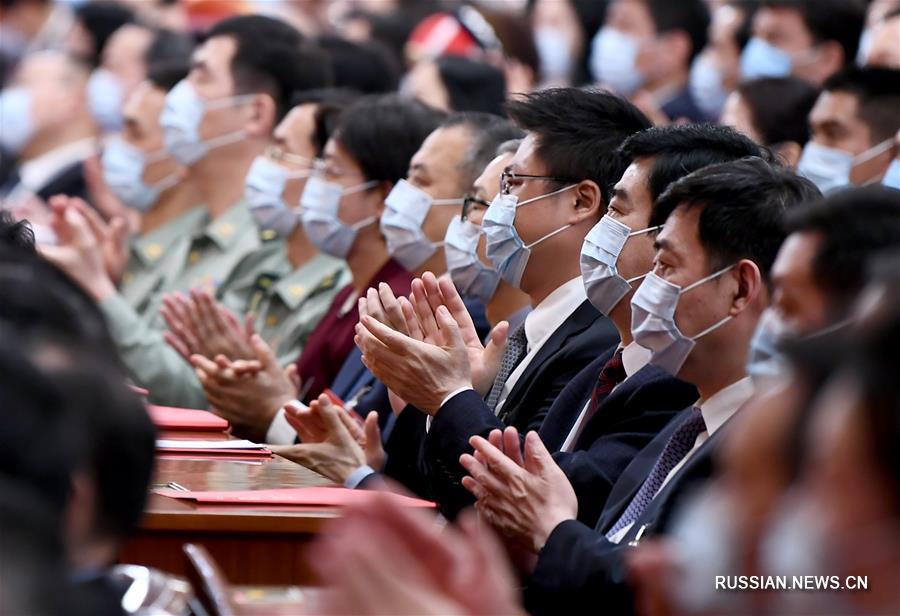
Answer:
[353, 271, 510, 414]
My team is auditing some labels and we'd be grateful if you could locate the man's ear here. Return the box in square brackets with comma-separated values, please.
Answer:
[730, 258, 763, 316]
[568, 180, 603, 225]
[816, 41, 845, 82]
[243, 93, 277, 138]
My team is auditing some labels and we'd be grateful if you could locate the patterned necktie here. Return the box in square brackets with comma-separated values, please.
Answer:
[589, 349, 626, 412]
[605, 407, 706, 538]
[485, 323, 528, 413]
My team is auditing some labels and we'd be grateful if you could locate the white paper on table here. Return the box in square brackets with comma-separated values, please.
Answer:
[155, 439, 266, 450]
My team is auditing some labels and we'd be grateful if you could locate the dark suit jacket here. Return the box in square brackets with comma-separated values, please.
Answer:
[525, 408, 730, 616]
[36, 161, 90, 204]
[424, 300, 619, 517]
[552, 364, 698, 527]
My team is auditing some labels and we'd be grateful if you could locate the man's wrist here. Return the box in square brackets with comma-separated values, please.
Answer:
[90, 275, 117, 303]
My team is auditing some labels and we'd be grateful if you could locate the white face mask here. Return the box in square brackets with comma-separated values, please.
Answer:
[299, 175, 378, 259]
[245, 155, 311, 238]
[746, 307, 791, 379]
[0, 87, 34, 153]
[689, 54, 729, 119]
[580, 214, 658, 315]
[797, 138, 896, 194]
[160, 80, 253, 166]
[101, 137, 178, 212]
[381, 179, 463, 271]
[534, 26, 574, 81]
[483, 185, 576, 289]
[444, 216, 501, 304]
[589, 27, 645, 95]
[631, 265, 735, 375]
[87, 68, 124, 132]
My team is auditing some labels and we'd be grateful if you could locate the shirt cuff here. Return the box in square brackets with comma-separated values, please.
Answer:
[344, 465, 376, 488]
[425, 387, 474, 434]
[265, 406, 298, 445]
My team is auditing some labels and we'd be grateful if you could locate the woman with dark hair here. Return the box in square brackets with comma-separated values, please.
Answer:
[403, 55, 506, 115]
[530, 0, 608, 86]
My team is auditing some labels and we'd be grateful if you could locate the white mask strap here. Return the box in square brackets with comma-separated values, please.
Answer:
[343, 180, 379, 196]
[518, 183, 578, 208]
[626, 272, 649, 285]
[852, 138, 895, 166]
[681, 264, 736, 294]
[204, 93, 257, 111]
[350, 215, 379, 231]
[690, 315, 733, 341]
[628, 224, 660, 237]
[432, 197, 465, 206]
[202, 130, 246, 153]
[150, 173, 179, 193]
[526, 223, 571, 249]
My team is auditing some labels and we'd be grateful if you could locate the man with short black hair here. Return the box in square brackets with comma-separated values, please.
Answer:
[589, 0, 711, 122]
[741, 0, 866, 85]
[355, 88, 649, 514]
[462, 158, 820, 614]
[772, 185, 900, 336]
[798, 65, 900, 192]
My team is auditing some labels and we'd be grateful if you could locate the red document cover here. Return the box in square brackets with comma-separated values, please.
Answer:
[155, 487, 435, 508]
[147, 405, 229, 431]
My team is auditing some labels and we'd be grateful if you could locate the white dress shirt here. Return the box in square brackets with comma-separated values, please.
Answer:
[559, 341, 651, 452]
[12, 137, 97, 197]
[607, 375, 754, 544]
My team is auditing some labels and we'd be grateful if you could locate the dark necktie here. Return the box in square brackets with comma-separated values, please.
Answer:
[605, 407, 706, 538]
[485, 323, 528, 413]
[589, 349, 626, 412]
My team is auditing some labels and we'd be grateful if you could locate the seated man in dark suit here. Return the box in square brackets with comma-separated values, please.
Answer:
[354, 88, 652, 513]
[460, 158, 820, 614]
[0, 51, 97, 213]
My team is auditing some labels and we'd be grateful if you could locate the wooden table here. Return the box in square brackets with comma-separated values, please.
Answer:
[120, 432, 339, 585]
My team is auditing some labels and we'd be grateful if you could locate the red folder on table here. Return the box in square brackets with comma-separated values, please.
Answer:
[148, 405, 229, 431]
[155, 487, 434, 508]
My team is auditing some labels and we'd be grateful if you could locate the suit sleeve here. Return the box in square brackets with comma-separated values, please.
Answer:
[424, 390, 507, 518]
[102, 293, 208, 409]
[525, 520, 635, 616]
[382, 406, 432, 499]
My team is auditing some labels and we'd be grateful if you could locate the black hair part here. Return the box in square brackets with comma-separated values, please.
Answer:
[206, 15, 332, 122]
[335, 94, 445, 183]
[435, 56, 507, 116]
[785, 185, 900, 317]
[823, 66, 900, 143]
[656, 157, 821, 278]
[0, 211, 35, 252]
[620, 123, 767, 226]
[645, 0, 710, 62]
[505, 87, 652, 206]
[736, 77, 820, 146]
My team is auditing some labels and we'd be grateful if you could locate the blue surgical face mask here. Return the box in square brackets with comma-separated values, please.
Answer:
[299, 175, 378, 258]
[101, 137, 178, 212]
[381, 179, 463, 271]
[589, 27, 645, 95]
[689, 54, 730, 119]
[856, 29, 873, 66]
[740, 37, 793, 80]
[631, 266, 735, 376]
[483, 184, 576, 289]
[580, 215, 658, 316]
[161, 80, 253, 166]
[0, 87, 34, 153]
[534, 26, 575, 82]
[245, 155, 311, 238]
[444, 215, 501, 304]
[798, 138, 896, 194]
[883, 158, 900, 190]
[87, 68, 124, 132]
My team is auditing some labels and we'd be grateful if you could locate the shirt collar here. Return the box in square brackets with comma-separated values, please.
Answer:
[131, 207, 205, 267]
[621, 340, 651, 378]
[200, 200, 252, 250]
[523, 276, 587, 350]
[18, 137, 97, 192]
[273, 254, 346, 310]
[697, 376, 754, 437]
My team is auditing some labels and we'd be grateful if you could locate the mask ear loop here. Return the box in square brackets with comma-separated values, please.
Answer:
[619, 225, 661, 286]
[517, 183, 578, 208]
[525, 223, 571, 249]
[678, 263, 738, 341]
[342, 180, 382, 231]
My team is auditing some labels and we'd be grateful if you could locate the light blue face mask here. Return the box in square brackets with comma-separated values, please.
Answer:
[444, 216, 501, 304]
[381, 179, 463, 271]
[483, 184, 576, 289]
[589, 27, 645, 95]
[299, 175, 378, 259]
[161, 80, 254, 166]
[797, 139, 897, 194]
[0, 87, 33, 153]
[689, 54, 729, 120]
[101, 137, 178, 212]
[740, 37, 793, 80]
[87, 68, 124, 132]
[882, 158, 900, 190]
[245, 155, 311, 238]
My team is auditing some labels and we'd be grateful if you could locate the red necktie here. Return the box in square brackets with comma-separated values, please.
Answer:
[588, 349, 626, 415]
